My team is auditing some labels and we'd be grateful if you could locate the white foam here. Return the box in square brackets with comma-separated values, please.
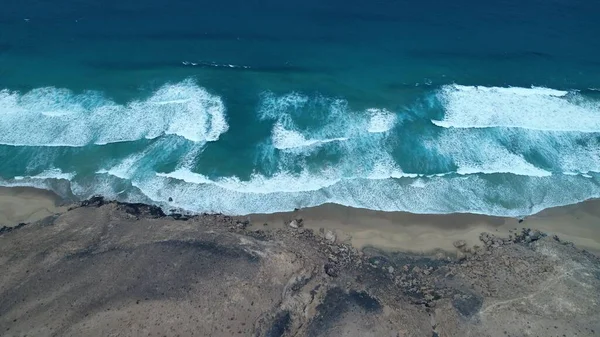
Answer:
[490, 129, 600, 175]
[156, 167, 340, 194]
[0, 79, 228, 146]
[432, 84, 600, 132]
[13, 168, 74, 181]
[96, 155, 141, 180]
[124, 168, 600, 216]
[260, 92, 399, 158]
[271, 122, 347, 150]
[259, 92, 309, 120]
[430, 129, 552, 177]
[367, 108, 397, 133]
[182, 61, 251, 69]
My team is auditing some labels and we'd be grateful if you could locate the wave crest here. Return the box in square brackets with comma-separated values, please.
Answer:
[0, 79, 228, 146]
[432, 84, 600, 132]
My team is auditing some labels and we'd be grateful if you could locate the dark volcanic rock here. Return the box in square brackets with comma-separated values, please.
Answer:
[324, 263, 339, 277]
[121, 202, 165, 218]
[265, 311, 291, 337]
[80, 195, 106, 207]
[0, 222, 27, 235]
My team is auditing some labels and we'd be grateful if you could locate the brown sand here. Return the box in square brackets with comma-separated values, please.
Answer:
[0, 186, 67, 226]
[249, 201, 600, 254]
[1, 186, 599, 254]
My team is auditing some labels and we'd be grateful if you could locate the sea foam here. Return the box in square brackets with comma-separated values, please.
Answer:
[13, 168, 75, 181]
[127, 169, 600, 216]
[367, 108, 397, 133]
[430, 129, 552, 177]
[259, 92, 398, 154]
[432, 84, 600, 132]
[0, 79, 228, 146]
[271, 122, 348, 150]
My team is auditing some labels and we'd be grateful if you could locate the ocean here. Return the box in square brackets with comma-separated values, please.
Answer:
[1, 0, 600, 216]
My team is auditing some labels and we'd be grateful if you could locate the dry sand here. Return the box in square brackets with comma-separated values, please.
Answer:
[250, 201, 600, 254]
[0, 186, 67, 226]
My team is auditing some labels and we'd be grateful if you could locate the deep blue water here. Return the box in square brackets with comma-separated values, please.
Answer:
[1, 0, 600, 215]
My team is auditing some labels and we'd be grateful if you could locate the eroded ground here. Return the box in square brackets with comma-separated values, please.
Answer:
[1, 198, 599, 336]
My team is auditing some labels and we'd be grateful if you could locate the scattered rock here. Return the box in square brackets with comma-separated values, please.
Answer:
[325, 230, 336, 243]
[453, 240, 467, 249]
[288, 220, 299, 229]
[324, 264, 339, 277]
[168, 197, 173, 202]
[388, 266, 395, 274]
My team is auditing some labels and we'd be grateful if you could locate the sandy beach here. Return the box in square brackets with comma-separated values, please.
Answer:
[2, 186, 600, 254]
[0, 187, 67, 226]
[250, 200, 600, 254]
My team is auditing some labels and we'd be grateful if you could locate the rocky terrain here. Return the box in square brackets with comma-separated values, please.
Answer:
[1, 197, 599, 336]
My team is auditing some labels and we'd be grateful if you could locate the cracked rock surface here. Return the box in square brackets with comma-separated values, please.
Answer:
[1, 198, 599, 336]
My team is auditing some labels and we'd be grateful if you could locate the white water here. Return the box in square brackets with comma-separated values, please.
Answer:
[0, 79, 228, 146]
[3, 84, 600, 217]
[432, 84, 600, 132]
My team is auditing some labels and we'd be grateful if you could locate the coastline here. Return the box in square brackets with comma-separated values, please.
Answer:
[1, 187, 599, 336]
[1, 185, 599, 254]
[249, 200, 600, 254]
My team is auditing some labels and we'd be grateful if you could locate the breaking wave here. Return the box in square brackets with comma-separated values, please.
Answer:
[432, 84, 600, 132]
[3, 82, 600, 217]
[0, 79, 228, 146]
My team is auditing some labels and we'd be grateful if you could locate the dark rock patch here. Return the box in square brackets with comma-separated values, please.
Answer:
[265, 311, 291, 337]
[120, 203, 165, 218]
[0, 222, 27, 235]
[155, 240, 260, 263]
[169, 213, 190, 221]
[324, 263, 338, 277]
[307, 287, 382, 336]
[452, 292, 483, 318]
[348, 291, 382, 312]
[80, 195, 106, 207]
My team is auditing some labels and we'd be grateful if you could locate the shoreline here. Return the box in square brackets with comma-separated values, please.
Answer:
[2, 186, 599, 253]
[249, 200, 600, 254]
[2, 190, 599, 336]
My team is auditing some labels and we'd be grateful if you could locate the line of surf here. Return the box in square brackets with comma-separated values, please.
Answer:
[432, 84, 600, 132]
[0, 79, 228, 147]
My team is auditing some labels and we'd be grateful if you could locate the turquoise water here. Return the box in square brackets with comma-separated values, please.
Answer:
[1, 0, 600, 215]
